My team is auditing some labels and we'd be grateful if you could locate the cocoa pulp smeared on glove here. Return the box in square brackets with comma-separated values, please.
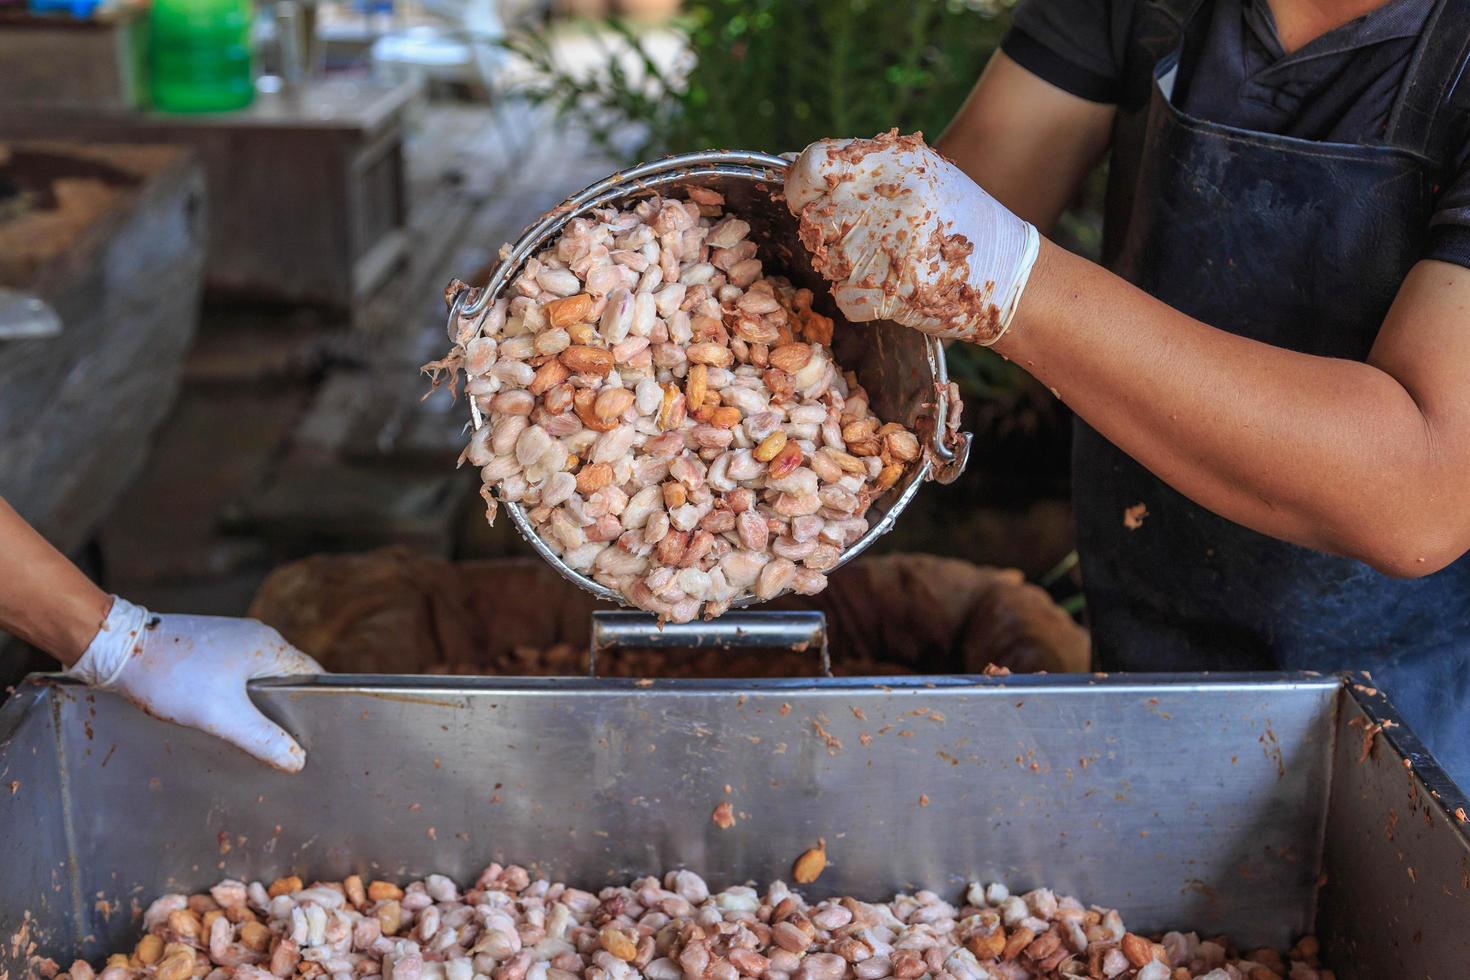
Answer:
[796, 130, 1005, 344]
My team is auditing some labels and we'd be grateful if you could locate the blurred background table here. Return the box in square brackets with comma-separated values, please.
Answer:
[0, 78, 417, 318]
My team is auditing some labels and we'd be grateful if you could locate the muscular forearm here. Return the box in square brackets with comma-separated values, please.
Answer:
[996, 243, 1469, 576]
[0, 498, 111, 664]
[935, 53, 1113, 231]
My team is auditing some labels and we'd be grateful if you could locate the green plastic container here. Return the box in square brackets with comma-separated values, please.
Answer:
[149, 0, 255, 113]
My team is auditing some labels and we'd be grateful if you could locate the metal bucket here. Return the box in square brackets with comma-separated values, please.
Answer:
[446, 150, 972, 608]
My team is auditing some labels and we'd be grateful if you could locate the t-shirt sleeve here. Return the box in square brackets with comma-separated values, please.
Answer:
[1001, 0, 1129, 104]
[1427, 137, 1470, 268]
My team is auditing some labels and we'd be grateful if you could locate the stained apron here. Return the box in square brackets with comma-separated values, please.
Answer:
[1075, 0, 1470, 781]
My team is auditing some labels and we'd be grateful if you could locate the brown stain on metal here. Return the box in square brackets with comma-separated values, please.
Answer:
[1349, 715, 1384, 763]
[811, 719, 843, 756]
[711, 801, 736, 829]
[358, 692, 466, 709]
[1259, 726, 1285, 779]
[1179, 878, 1221, 910]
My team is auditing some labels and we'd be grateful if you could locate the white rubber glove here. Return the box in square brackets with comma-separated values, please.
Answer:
[65, 596, 322, 772]
[785, 130, 1040, 345]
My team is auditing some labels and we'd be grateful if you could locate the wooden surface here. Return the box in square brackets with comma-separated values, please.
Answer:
[0, 79, 418, 314]
[0, 142, 184, 285]
[0, 6, 147, 111]
[0, 141, 205, 554]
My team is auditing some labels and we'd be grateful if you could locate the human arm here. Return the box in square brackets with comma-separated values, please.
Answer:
[934, 51, 1114, 232]
[0, 496, 112, 665]
[786, 133, 1470, 579]
[0, 496, 322, 769]
[1002, 245, 1470, 577]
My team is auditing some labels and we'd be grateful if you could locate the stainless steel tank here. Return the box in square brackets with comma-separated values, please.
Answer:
[1, 672, 1467, 980]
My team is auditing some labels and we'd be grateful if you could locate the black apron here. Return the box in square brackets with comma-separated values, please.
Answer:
[1077, 0, 1470, 781]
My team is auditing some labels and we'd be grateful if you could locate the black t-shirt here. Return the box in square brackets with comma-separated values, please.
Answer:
[1001, 0, 1470, 267]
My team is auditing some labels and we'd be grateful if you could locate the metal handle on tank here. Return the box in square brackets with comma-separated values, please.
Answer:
[588, 610, 831, 678]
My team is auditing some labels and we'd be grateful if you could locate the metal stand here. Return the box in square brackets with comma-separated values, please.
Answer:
[588, 610, 830, 678]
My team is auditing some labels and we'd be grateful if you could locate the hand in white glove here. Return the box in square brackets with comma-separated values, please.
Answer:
[65, 596, 322, 772]
[784, 130, 1040, 345]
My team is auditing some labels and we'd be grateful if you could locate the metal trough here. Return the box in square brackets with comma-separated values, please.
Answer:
[1, 674, 1466, 980]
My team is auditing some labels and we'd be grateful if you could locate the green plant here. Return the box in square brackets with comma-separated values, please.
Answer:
[668, 0, 1012, 154]
[505, 1, 1014, 163]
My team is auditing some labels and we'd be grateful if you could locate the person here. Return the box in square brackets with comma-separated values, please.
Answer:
[784, 0, 1470, 782]
[0, 497, 320, 771]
